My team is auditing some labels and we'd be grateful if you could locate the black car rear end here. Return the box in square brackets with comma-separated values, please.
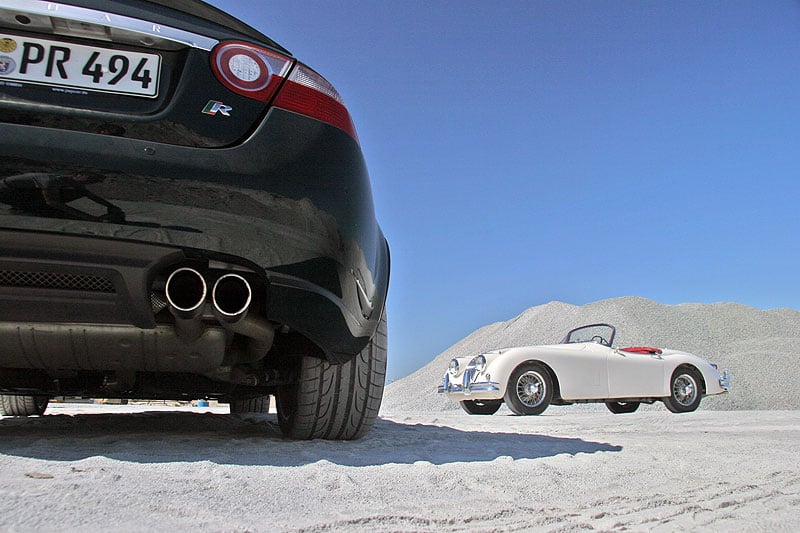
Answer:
[0, 0, 389, 440]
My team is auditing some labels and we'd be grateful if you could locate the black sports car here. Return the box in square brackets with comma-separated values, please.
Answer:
[0, 0, 389, 440]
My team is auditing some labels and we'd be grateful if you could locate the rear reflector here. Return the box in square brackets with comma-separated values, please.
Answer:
[274, 63, 358, 142]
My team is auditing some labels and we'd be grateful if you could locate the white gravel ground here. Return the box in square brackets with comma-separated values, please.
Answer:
[2, 297, 799, 531]
[0, 405, 798, 531]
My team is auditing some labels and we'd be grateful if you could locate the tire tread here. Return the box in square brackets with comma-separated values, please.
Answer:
[230, 396, 270, 413]
[279, 313, 387, 440]
[0, 395, 48, 416]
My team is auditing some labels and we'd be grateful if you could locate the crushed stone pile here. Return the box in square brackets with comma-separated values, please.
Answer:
[381, 296, 800, 414]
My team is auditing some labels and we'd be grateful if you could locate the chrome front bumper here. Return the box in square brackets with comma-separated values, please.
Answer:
[437, 372, 500, 395]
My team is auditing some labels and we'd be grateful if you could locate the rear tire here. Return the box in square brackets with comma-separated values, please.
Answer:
[230, 396, 271, 414]
[0, 395, 49, 416]
[276, 312, 387, 440]
[460, 399, 502, 415]
[605, 401, 640, 414]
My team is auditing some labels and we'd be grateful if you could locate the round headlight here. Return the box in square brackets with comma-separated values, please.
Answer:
[471, 354, 486, 372]
[448, 359, 460, 376]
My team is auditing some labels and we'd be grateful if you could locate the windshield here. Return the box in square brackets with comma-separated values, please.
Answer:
[561, 324, 616, 347]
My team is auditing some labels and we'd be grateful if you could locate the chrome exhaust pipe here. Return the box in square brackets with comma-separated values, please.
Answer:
[212, 274, 274, 363]
[165, 267, 207, 341]
[166, 268, 207, 319]
[212, 273, 251, 323]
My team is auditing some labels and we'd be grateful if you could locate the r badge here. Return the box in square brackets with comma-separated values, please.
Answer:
[202, 100, 232, 116]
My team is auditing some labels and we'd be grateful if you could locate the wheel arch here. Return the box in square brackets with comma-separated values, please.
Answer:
[671, 363, 707, 395]
[510, 359, 562, 402]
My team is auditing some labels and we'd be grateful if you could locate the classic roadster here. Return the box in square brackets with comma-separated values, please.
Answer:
[438, 324, 729, 415]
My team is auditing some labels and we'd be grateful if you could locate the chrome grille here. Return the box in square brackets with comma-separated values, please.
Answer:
[0, 270, 115, 293]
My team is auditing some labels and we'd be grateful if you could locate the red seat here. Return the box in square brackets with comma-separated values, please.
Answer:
[620, 346, 663, 355]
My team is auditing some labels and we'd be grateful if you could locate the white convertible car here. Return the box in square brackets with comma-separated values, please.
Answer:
[438, 323, 730, 415]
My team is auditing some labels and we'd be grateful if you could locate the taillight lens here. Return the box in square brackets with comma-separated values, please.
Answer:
[273, 63, 358, 142]
[211, 42, 358, 142]
[210, 41, 292, 101]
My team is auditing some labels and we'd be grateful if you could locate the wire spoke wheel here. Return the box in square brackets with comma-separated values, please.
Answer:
[505, 362, 553, 415]
[517, 371, 546, 408]
[664, 367, 703, 413]
[672, 374, 698, 407]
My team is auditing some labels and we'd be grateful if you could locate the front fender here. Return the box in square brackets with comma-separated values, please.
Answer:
[660, 351, 728, 397]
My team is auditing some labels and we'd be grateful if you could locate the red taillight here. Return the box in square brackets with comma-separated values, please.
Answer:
[210, 41, 292, 101]
[273, 64, 358, 142]
[210, 42, 357, 142]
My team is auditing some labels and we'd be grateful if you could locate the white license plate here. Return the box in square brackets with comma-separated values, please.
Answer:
[0, 34, 161, 97]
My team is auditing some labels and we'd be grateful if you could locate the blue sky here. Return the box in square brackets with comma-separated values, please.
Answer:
[212, 1, 800, 381]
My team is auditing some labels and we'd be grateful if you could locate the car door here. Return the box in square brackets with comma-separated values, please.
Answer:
[607, 349, 666, 398]
[550, 343, 610, 400]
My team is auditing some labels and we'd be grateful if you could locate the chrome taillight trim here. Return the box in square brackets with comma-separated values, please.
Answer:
[0, 0, 218, 51]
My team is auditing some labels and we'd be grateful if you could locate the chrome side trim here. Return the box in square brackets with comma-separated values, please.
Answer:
[0, 0, 218, 50]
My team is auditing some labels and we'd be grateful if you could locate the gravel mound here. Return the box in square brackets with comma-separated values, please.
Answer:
[381, 296, 800, 414]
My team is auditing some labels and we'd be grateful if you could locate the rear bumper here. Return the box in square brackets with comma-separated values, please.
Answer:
[0, 109, 389, 364]
[0, 230, 180, 328]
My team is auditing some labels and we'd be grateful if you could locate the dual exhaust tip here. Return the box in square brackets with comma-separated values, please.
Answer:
[165, 267, 252, 323]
